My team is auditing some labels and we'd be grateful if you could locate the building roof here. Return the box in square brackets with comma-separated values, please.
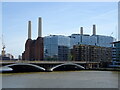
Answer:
[112, 41, 120, 44]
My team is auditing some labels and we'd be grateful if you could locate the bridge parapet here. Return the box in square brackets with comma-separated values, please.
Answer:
[1, 60, 100, 64]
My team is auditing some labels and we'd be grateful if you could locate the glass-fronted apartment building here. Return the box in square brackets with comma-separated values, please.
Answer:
[44, 35, 70, 60]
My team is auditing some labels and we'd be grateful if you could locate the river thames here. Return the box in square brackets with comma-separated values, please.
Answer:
[2, 71, 119, 88]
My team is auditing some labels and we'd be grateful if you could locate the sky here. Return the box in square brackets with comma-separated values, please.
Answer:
[1, 2, 118, 58]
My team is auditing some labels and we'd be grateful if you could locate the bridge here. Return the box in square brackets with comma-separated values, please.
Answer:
[0, 60, 100, 72]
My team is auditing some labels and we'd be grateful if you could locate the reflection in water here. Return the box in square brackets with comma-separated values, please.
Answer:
[2, 71, 118, 88]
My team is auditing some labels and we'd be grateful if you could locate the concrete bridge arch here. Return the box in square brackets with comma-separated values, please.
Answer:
[5, 63, 45, 72]
[50, 63, 85, 71]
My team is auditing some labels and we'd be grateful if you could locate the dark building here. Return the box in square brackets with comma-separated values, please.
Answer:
[73, 44, 112, 62]
[112, 41, 120, 61]
[58, 46, 69, 61]
[22, 17, 44, 61]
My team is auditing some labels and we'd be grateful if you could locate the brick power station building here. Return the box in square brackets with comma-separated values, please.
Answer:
[22, 17, 44, 60]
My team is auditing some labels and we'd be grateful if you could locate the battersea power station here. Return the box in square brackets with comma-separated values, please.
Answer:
[22, 17, 113, 62]
[22, 17, 44, 60]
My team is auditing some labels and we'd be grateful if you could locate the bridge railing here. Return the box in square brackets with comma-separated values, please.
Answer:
[0, 60, 100, 64]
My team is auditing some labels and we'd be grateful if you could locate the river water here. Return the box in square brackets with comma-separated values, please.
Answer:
[1, 71, 119, 88]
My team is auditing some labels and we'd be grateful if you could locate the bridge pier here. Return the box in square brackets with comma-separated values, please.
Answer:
[85, 63, 100, 69]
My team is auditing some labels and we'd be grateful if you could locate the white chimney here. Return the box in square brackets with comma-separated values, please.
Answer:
[93, 24, 96, 35]
[118, 2, 120, 41]
[38, 17, 42, 37]
[80, 27, 83, 35]
[28, 21, 31, 39]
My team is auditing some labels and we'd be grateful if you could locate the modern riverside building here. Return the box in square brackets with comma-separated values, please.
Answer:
[44, 25, 114, 61]
[73, 44, 112, 62]
[22, 17, 44, 61]
[70, 25, 114, 48]
[112, 41, 120, 61]
[44, 35, 70, 61]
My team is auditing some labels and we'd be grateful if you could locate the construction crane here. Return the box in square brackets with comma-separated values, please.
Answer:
[1, 33, 6, 56]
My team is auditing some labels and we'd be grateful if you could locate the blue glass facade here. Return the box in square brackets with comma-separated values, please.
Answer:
[44, 35, 70, 60]
[70, 34, 114, 48]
